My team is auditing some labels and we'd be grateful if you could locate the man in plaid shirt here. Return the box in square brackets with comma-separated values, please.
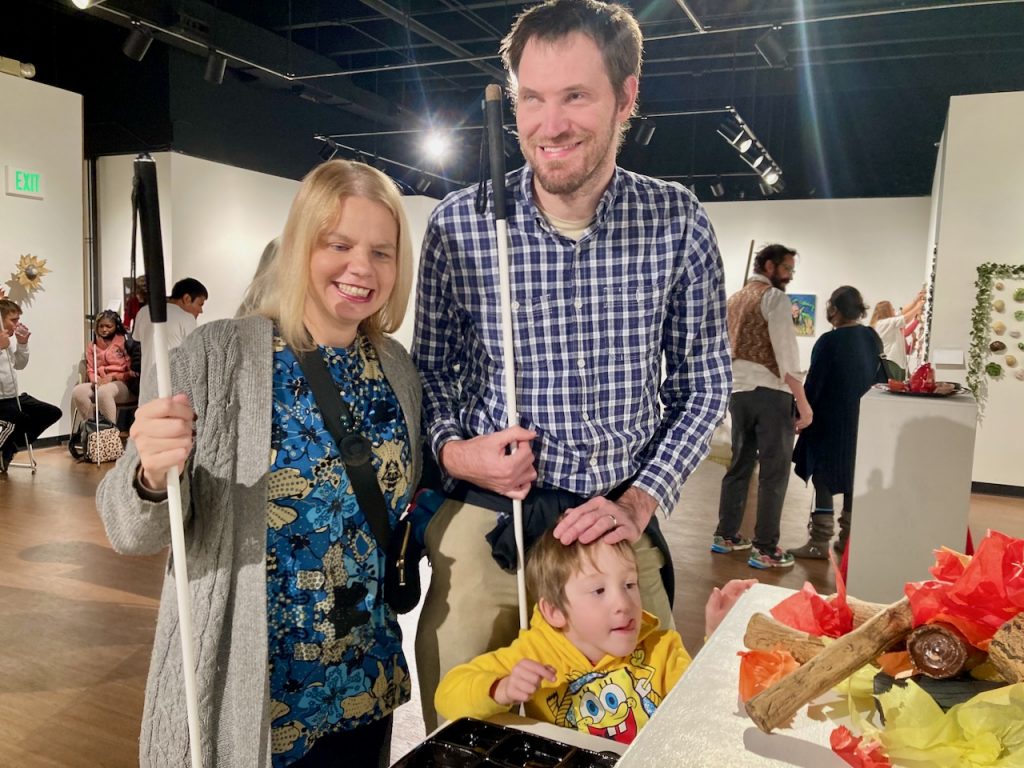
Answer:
[412, 0, 731, 729]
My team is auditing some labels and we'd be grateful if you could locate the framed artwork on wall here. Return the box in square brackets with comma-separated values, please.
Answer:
[790, 294, 816, 337]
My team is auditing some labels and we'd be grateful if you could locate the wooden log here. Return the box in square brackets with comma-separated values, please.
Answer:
[847, 596, 887, 628]
[745, 597, 914, 733]
[907, 621, 985, 679]
[989, 614, 1024, 683]
[743, 613, 826, 664]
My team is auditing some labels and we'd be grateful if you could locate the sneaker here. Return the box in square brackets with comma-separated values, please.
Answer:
[748, 547, 795, 569]
[711, 534, 752, 554]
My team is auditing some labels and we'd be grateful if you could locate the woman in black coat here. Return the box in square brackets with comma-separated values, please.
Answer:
[789, 286, 885, 559]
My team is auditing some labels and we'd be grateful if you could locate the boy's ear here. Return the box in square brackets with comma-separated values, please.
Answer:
[538, 597, 568, 629]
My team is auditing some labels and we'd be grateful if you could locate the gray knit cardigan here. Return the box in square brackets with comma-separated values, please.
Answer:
[96, 316, 422, 768]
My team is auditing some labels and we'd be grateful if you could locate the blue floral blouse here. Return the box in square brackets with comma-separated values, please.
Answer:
[266, 333, 413, 766]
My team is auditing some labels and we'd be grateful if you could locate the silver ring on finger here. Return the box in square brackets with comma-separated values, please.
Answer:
[607, 514, 618, 528]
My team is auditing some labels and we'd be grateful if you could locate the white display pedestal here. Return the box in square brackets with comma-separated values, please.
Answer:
[847, 388, 977, 603]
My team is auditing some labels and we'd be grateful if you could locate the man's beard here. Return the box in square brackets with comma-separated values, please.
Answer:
[770, 274, 789, 291]
[527, 120, 620, 198]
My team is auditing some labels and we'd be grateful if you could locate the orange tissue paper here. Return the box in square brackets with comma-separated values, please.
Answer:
[905, 530, 1024, 651]
[737, 647, 800, 703]
[831, 725, 892, 768]
[770, 574, 854, 639]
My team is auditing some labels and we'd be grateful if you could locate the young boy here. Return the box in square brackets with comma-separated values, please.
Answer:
[434, 525, 754, 745]
[0, 298, 62, 470]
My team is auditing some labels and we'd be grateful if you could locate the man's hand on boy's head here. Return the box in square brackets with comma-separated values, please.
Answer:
[554, 487, 656, 546]
[492, 659, 557, 707]
[704, 578, 757, 638]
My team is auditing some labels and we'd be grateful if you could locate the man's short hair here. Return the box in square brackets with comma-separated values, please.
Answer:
[753, 244, 797, 274]
[0, 298, 22, 320]
[500, 0, 643, 111]
[526, 521, 636, 613]
[170, 278, 209, 301]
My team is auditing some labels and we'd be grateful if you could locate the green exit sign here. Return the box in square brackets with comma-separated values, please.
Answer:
[5, 166, 44, 200]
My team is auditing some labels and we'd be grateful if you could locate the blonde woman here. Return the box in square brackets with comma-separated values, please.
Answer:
[97, 160, 421, 768]
[870, 289, 924, 374]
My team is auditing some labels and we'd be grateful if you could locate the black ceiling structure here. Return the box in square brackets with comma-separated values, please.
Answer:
[5, 0, 1024, 201]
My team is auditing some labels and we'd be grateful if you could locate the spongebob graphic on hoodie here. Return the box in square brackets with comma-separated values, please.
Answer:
[435, 606, 691, 745]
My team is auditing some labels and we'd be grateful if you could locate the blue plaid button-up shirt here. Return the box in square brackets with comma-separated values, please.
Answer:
[413, 165, 732, 515]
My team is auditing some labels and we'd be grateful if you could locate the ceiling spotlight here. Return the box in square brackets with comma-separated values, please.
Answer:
[755, 27, 788, 68]
[122, 23, 153, 62]
[422, 131, 450, 162]
[415, 176, 432, 194]
[71, 0, 100, 7]
[716, 122, 752, 154]
[203, 50, 227, 85]
[710, 179, 725, 198]
[634, 118, 656, 146]
[745, 151, 766, 170]
[759, 181, 773, 196]
[761, 168, 781, 186]
[318, 139, 338, 162]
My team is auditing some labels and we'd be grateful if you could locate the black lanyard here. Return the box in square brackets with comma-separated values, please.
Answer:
[291, 344, 391, 551]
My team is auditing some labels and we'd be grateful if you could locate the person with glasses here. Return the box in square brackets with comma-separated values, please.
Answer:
[712, 244, 812, 569]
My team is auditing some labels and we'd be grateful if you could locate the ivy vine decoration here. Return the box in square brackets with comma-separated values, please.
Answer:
[967, 262, 1024, 413]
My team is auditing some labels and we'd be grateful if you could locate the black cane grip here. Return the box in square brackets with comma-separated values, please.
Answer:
[134, 155, 168, 324]
[484, 84, 507, 221]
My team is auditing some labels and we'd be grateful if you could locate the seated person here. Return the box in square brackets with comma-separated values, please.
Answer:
[435, 522, 754, 745]
[71, 310, 139, 425]
[0, 298, 62, 470]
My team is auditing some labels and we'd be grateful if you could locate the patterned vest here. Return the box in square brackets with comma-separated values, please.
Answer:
[727, 280, 780, 378]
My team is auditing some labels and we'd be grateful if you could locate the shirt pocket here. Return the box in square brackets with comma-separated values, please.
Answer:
[595, 279, 666, 360]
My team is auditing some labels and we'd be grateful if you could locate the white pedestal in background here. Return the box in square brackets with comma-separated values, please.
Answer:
[847, 388, 977, 603]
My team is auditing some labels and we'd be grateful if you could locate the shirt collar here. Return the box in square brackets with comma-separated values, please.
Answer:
[517, 164, 625, 240]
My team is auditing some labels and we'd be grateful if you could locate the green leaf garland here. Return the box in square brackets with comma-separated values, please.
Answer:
[967, 262, 1024, 414]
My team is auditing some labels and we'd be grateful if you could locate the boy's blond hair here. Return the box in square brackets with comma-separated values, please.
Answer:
[0, 299, 22, 320]
[526, 522, 636, 613]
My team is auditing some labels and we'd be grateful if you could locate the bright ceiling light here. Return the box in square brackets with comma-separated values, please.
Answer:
[422, 131, 450, 162]
[716, 122, 752, 154]
[762, 168, 781, 186]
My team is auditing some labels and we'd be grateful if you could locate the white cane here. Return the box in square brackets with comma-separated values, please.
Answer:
[93, 343, 101, 466]
[135, 155, 204, 768]
[484, 84, 529, 631]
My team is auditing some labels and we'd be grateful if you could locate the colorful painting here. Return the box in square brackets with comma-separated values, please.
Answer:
[790, 294, 816, 337]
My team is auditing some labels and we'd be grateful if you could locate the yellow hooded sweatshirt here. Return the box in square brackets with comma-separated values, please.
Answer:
[435, 605, 691, 746]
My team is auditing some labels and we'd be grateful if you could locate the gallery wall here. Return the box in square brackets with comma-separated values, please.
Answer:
[0, 74, 85, 438]
[702, 196, 931, 365]
[930, 91, 1024, 488]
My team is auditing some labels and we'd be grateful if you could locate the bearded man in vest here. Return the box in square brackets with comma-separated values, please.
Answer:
[712, 244, 812, 569]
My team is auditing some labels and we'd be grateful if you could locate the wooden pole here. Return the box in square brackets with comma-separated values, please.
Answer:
[745, 597, 914, 733]
[744, 613, 826, 664]
[742, 239, 755, 281]
[989, 614, 1024, 683]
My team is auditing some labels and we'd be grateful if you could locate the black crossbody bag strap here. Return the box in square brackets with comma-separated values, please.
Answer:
[293, 346, 391, 552]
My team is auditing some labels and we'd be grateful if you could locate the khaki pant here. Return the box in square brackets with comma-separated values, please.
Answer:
[414, 498, 673, 731]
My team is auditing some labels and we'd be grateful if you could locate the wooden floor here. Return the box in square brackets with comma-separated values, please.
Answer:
[2, 447, 1022, 765]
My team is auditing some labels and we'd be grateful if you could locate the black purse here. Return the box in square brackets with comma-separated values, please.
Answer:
[878, 354, 905, 382]
[293, 345, 422, 614]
